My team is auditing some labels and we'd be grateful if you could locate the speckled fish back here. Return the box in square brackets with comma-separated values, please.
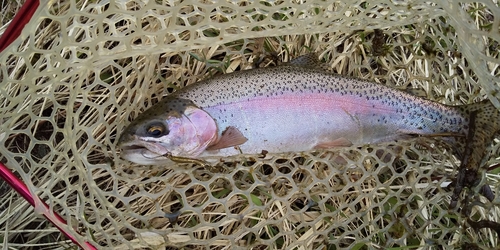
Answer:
[173, 65, 469, 138]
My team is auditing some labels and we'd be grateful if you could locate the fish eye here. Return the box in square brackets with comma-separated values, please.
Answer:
[147, 125, 166, 137]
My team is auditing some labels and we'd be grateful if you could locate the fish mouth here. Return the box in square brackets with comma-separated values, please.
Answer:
[119, 137, 170, 155]
[120, 143, 164, 157]
[119, 141, 151, 154]
[118, 141, 173, 165]
[120, 144, 147, 151]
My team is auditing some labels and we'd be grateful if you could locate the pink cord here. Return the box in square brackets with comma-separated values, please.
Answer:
[0, 162, 98, 250]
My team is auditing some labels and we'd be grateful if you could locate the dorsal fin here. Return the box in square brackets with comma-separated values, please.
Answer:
[404, 87, 427, 98]
[286, 53, 331, 71]
[288, 53, 321, 66]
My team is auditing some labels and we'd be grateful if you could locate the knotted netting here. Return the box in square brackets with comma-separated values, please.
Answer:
[0, 0, 500, 249]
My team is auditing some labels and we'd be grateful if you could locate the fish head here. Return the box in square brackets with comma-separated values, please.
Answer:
[117, 98, 218, 165]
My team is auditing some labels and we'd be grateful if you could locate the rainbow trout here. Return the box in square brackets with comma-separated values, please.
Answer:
[117, 55, 500, 168]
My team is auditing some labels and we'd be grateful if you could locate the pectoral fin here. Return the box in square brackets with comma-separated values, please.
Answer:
[207, 126, 248, 150]
[314, 138, 353, 149]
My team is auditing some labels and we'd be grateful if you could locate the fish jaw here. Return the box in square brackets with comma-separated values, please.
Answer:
[119, 146, 173, 165]
[118, 134, 174, 165]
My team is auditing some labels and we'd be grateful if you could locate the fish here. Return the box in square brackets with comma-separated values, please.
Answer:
[117, 54, 500, 166]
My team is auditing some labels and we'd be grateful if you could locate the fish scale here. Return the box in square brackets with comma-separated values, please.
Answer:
[177, 66, 467, 132]
[117, 55, 498, 170]
[118, 68, 472, 164]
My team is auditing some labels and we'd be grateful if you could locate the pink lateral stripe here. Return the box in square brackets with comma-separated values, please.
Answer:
[0, 0, 40, 52]
[0, 162, 97, 250]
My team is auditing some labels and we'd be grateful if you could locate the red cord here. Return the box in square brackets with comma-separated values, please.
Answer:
[0, 162, 98, 249]
[0, 3, 97, 248]
[0, 0, 40, 52]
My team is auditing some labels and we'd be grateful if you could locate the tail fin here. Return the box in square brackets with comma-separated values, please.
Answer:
[459, 100, 500, 172]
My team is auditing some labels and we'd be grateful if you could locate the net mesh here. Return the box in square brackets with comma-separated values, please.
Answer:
[1, 0, 500, 249]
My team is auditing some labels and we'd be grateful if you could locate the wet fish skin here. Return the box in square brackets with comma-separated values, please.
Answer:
[456, 101, 500, 171]
[117, 56, 498, 166]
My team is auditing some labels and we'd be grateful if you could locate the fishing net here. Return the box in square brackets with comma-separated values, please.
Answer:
[1, 0, 500, 249]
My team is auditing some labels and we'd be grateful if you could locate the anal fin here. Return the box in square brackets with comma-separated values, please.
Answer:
[314, 138, 353, 149]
